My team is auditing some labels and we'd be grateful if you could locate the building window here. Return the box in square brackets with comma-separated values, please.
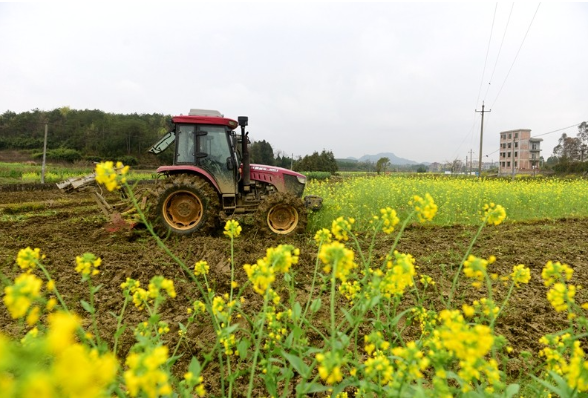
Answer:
[508, 143, 511, 148]
[508, 133, 512, 139]
[508, 152, 511, 158]
[515, 141, 518, 148]
[515, 161, 517, 167]
[515, 132, 518, 138]
[515, 152, 518, 157]
[507, 162, 511, 167]
[501, 162, 505, 167]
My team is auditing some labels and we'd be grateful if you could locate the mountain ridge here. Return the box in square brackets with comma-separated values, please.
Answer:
[343, 152, 427, 165]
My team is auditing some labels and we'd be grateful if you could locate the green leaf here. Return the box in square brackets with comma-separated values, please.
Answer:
[531, 371, 573, 398]
[504, 383, 520, 398]
[237, 339, 250, 360]
[296, 381, 331, 395]
[114, 324, 127, 339]
[264, 371, 278, 398]
[281, 351, 310, 377]
[341, 308, 354, 325]
[292, 301, 302, 321]
[188, 356, 202, 375]
[91, 284, 103, 295]
[310, 298, 322, 313]
[80, 299, 94, 314]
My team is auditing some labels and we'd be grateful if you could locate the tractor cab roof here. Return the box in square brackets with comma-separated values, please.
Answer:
[172, 115, 239, 129]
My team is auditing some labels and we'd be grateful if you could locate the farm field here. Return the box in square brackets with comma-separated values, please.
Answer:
[1, 176, 588, 397]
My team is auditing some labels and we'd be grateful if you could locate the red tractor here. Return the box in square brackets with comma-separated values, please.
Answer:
[147, 109, 321, 236]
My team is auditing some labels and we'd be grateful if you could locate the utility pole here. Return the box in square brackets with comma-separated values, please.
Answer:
[41, 122, 48, 184]
[475, 102, 491, 178]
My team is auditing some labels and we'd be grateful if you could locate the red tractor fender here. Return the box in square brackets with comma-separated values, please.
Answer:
[155, 166, 221, 193]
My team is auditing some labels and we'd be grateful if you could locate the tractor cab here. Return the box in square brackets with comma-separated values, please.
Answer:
[149, 109, 241, 195]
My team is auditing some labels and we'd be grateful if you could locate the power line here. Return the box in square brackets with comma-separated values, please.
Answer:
[484, 122, 582, 157]
[531, 123, 581, 138]
[489, 3, 541, 109]
[452, 4, 497, 162]
[483, 3, 514, 102]
[475, 3, 498, 109]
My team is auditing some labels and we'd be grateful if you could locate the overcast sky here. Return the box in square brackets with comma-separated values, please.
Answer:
[1, 2, 587, 164]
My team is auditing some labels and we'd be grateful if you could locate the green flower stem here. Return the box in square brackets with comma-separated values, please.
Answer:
[492, 279, 516, 331]
[113, 294, 129, 355]
[301, 241, 322, 325]
[366, 220, 384, 267]
[87, 277, 102, 347]
[35, 261, 69, 312]
[385, 211, 416, 265]
[295, 369, 320, 397]
[330, 258, 337, 346]
[229, 235, 235, 303]
[247, 290, 271, 398]
[447, 219, 487, 306]
[350, 231, 367, 269]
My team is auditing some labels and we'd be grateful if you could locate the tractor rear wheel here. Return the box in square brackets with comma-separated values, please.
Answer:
[256, 192, 307, 236]
[149, 174, 220, 236]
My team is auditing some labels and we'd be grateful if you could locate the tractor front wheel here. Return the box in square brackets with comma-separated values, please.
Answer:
[256, 192, 307, 236]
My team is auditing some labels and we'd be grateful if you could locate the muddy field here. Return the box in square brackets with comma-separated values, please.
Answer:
[1, 185, 587, 395]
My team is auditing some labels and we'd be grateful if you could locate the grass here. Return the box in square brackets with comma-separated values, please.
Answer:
[0, 161, 155, 184]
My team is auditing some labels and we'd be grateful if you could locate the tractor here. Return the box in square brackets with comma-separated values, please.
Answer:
[146, 109, 322, 236]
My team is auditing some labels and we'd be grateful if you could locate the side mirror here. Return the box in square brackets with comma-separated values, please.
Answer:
[226, 157, 234, 171]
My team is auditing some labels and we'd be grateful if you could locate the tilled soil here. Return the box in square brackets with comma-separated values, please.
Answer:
[1, 187, 587, 395]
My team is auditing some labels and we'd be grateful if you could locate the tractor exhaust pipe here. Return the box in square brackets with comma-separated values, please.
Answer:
[238, 116, 251, 191]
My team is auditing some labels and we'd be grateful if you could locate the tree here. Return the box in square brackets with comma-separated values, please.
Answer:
[578, 121, 588, 146]
[553, 133, 582, 161]
[250, 140, 275, 165]
[375, 157, 390, 174]
[293, 150, 338, 173]
[274, 149, 293, 169]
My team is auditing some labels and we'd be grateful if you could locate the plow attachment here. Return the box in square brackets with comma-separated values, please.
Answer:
[57, 173, 146, 233]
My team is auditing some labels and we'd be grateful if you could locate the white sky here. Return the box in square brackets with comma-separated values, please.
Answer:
[1, 2, 586, 164]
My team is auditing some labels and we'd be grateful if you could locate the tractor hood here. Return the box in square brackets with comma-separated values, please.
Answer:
[250, 164, 306, 197]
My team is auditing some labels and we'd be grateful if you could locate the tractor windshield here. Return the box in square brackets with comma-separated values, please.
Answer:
[198, 125, 231, 165]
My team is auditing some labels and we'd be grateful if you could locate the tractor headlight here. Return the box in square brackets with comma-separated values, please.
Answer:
[296, 175, 306, 185]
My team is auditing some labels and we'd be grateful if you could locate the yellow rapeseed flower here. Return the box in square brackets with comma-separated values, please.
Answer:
[315, 351, 345, 385]
[3, 273, 43, 319]
[483, 203, 506, 225]
[223, 220, 242, 238]
[16, 247, 45, 271]
[379, 207, 400, 234]
[314, 228, 333, 246]
[331, 217, 354, 241]
[75, 253, 101, 277]
[510, 264, 531, 287]
[46, 311, 81, 354]
[410, 193, 438, 222]
[542, 261, 573, 287]
[194, 261, 210, 276]
[95, 161, 129, 192]
[319, 241, 356, 283]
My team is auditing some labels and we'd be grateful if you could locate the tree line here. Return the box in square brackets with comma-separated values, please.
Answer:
[0, 108, 339, 172]
[549, 122, 588, 173]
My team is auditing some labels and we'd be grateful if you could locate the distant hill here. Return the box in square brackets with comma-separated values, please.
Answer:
[346, 152, 422, 165]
